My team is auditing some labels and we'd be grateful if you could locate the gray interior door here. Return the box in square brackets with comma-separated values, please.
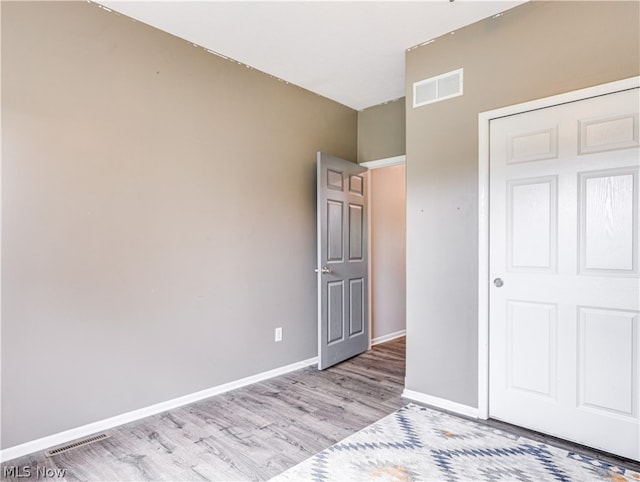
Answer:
[317, 152, 368, 370]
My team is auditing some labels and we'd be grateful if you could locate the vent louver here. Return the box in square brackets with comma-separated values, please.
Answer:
[44, 432, 110, 457]
[413, 68, 463, 108]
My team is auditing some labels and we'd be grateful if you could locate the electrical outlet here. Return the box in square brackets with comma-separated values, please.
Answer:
[274, 327, 283, 342]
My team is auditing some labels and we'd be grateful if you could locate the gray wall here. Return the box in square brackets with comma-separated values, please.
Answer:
[1, 1, 356, 449]
[405, 0, 640, 407]
[370, 165, 406, 341]
[357, 99, 405, 163]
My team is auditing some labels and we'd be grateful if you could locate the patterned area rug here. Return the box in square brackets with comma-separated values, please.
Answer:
[272, 404, 639, 482]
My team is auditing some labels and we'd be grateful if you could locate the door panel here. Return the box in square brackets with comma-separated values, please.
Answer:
[579, 169, 637, 274]
[579, 114, 639, 154]
[317, 152, 368, 369]
[327, 201, 344, 261]
[508, 126, 559, 164]
[349, 204, 364, 260]
[507, 301, 557, 398]
[489, 88, 640, 461]
[327, 281, 344, 344]
[349, 278, 365, 336]
[578, 307, 637, 416]
[508, 177, 557, 271]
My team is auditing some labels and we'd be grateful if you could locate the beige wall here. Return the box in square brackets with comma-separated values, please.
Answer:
[370, 165, 406, 341]
[357, 98, 405, 163]
[1, 1, 356, 449]
[405, 1, 639, 407]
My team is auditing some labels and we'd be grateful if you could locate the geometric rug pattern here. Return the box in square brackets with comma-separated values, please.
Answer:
[272, 404, 640, 482]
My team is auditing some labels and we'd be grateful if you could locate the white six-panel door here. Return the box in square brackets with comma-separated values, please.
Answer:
[489, 88, 640, 460]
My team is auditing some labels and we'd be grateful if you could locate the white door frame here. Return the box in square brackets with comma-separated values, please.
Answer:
[360, 155, 406, 349]
[477, 76, 640, 420]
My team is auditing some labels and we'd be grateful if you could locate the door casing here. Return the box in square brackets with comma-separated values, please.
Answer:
[477, 76, 640, 420]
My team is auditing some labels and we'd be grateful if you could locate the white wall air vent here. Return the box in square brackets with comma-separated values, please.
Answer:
[413, 68, 463, 108]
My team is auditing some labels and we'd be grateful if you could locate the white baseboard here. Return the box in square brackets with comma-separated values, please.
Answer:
[0, 356, 318, 463]
[371, 329, 406, 346]
[402, 389, 479, 419]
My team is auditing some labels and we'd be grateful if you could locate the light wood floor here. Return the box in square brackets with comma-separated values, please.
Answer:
[1, 338, 407, 481]
[3, 337, 639, 481]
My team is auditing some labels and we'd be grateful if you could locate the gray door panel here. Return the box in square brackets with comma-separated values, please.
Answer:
[317, 152, 368, 370]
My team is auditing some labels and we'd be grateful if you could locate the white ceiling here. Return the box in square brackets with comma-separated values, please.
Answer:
[97, 1, 526, 110]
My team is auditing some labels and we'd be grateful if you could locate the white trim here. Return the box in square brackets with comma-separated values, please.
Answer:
[367, 169, 373, 350]
[0, 356, 318, 463]
[316, 152, 324, 367]
[372, 329, 406, 346]
[477, 105, 491, 420]
[477, 76, 640, 421]
[402, 389, 479, 419]
[360, 155, 406, 170]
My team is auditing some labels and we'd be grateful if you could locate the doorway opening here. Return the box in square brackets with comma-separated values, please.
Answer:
[362, 156, 407, 347]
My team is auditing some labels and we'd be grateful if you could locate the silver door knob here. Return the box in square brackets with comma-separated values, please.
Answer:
[493, 278, 504, 288]
[315, 266, 332, 274]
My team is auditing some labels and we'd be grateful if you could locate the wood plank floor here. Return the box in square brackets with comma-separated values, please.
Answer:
[3, 336, 639, 481]
[1, 339, 407, 481]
